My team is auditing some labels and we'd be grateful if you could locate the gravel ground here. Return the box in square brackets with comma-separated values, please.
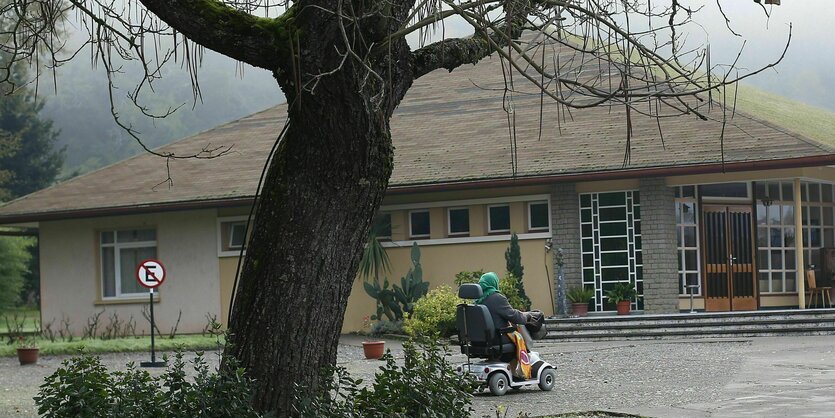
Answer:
[0, 337, 749, 417]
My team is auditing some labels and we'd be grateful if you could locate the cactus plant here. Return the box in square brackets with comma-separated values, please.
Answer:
[364, 243, 428, 321]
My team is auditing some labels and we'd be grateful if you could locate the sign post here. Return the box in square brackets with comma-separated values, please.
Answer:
[136, 259, 166, 367]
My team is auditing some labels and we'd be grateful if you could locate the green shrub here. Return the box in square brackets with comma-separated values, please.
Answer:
[294, 338, 475, 418]
[403, 286, 463, 338]
[35, 351, 260, 417]
[500, 273, 531, 311]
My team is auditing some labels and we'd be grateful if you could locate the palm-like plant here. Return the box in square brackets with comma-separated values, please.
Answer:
[359, 216, 391, 283]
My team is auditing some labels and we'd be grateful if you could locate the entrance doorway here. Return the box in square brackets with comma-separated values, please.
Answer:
[702, 205, 758, 311]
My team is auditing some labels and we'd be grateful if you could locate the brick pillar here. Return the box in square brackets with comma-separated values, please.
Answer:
[639, 178, 679, 314]
[551, 183, 581, 315]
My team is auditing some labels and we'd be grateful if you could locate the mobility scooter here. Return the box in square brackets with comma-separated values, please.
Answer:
[455, 283, 556, 396]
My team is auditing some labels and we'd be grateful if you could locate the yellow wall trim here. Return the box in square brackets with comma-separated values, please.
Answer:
[381, 232, 551, 248]
[381, 193, 550, 211]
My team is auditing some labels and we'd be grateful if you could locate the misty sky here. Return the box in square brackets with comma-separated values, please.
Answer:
[41, 0, 835, 167]
[413, 0, 835, 111]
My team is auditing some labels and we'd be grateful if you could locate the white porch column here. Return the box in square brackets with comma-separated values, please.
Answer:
[795, 178, 806, 309]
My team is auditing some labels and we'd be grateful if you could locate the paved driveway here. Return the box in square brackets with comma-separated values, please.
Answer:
[3, 335, 835, 417]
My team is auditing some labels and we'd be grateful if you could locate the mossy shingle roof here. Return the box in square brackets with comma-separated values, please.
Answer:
[1, 48, 834, 222]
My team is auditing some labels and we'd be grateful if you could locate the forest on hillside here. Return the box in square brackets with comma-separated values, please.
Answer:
[39, 50, 282, 178]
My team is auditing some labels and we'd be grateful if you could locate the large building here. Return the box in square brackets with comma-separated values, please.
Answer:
[2, 48, 834, 334]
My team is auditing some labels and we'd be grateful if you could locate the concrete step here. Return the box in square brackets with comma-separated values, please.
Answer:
[545, 326, 835, 342]
[548, 320, 835, 337]
[541, 309, 835, 341]
[547, 317, 835, 332]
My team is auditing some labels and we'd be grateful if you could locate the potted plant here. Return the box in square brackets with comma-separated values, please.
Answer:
[361, 316, 385, 359]
[16, 336, 40, 365]
[605, 282, 639, 315]
[566, 286, 595, 317]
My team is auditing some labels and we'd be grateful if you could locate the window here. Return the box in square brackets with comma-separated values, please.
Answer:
[700, 182, 750, 199]
[448, 208, 470, 236]
[228, 223, 247, 250]
[373, 213, 392, 240]
[580, 191, 643, 312]
[675, 187, 700, 296]
[101, 229, 157, 298]
[219, 218, 251, 254]
[409, 210, 430, 238]
[488, 205, 510, 233]
[756, 181, 835, 294]
[528, 201, 549, 231]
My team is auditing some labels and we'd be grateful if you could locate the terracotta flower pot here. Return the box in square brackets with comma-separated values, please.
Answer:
[616, 300, 631, 315]
[17, 347, 39, 365]
[572, 302, 589, 317]
[362, 341, 385, 359]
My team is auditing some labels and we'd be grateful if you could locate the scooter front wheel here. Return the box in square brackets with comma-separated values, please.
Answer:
[538, 368, 556, 391]
[488, 372, 509, 396]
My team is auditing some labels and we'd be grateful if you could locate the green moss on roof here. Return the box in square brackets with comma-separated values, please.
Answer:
[734, 84, 835, 148]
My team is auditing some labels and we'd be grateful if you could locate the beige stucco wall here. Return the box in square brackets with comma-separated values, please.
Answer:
[40, 210, 220, 335]
[216, 239, 554, 333]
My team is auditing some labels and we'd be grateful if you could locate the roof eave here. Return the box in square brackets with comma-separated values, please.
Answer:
[386, 154, 835, 194]
[3, 154, 834, 225]
[0, 197, 256, 225]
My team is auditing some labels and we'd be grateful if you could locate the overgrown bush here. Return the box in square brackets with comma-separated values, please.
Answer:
[35, 351, 260, 417]
[454, 271, 531, 311]
[403, 286, 462, 338]
[294, 338, 475, 418]
[499, 273, 531, 311]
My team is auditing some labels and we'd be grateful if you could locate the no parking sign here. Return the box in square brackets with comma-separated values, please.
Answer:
[136, 258, 166, 367]
[136, 259, 166, 289]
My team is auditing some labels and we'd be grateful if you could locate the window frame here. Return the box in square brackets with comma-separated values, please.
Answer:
[487, 204, 511, 234]
[527, 201, 550, 232]
[447, 207, 470, 237]
[409, 209, 431, 239]
[218, 216, 250, 257]
[100, 229, 158, 300]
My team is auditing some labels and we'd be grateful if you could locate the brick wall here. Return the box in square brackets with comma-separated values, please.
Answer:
[639, 178, 679, 313]
[551, 183, 581, 315]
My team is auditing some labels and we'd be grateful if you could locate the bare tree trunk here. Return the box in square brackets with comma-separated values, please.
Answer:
[224, 62, 414, 418]
[222, 0, 416, 413]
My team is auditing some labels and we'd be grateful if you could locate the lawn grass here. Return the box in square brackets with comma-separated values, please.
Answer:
[1, 307, 41, 334]
[0, 334, 224, 357]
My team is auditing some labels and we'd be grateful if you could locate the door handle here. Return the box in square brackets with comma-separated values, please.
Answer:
[729, 255, 737, 267]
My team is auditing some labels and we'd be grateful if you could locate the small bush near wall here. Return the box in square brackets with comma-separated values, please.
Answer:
[35, 351, 260, 417]
[294, 338, 474, 418]
[403, 286, 463, 338]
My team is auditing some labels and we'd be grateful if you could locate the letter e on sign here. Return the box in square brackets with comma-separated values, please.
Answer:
[136, 259, 166, 289]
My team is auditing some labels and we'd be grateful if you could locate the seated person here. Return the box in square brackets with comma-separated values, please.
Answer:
[476, 272, 534, 372]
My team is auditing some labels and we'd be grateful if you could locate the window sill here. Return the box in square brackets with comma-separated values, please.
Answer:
[448, 233, 470, 238]
[95, 296, 160, 305]
[409, 235, 431, 240]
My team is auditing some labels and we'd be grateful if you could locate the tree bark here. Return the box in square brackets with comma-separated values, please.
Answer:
[224, 1, 414, 414]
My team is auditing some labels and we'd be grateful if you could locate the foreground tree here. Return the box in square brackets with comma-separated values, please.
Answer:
[3, 0, 786, 413]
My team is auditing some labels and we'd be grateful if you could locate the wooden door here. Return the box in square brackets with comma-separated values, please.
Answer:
[702, 205, 758, 311]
